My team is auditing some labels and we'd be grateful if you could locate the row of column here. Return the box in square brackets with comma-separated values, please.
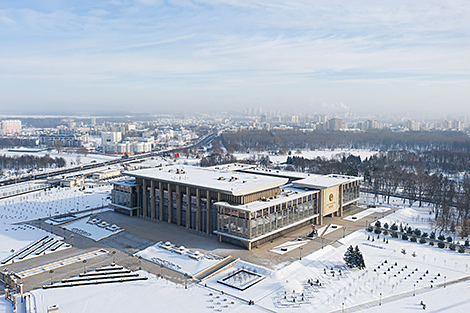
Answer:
[140, 179, 216, 234]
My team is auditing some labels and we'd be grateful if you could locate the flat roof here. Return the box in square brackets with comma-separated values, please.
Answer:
[112, 179, 139, 187]
[123, 166, 288, 196]
[293, 175, 351, 189]
[205, 163, 257, 172]
[238, 167, 311, 180]
[215, 185, 319, 212]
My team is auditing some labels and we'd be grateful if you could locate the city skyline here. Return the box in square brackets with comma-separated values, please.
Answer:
[0, 1, 469, 116]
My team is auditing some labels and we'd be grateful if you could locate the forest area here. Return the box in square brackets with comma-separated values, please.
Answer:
[213, 129, 470, 237]
[0, 154, 66, 176]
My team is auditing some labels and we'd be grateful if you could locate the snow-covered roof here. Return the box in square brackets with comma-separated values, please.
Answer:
[123, 166, 288, 196]
[293, 175, 351, 189]
[215, 185, 318, 212]
[239, 167, 311, 180]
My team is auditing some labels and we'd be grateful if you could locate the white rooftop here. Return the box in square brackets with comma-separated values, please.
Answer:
[123, 166, 288, 196]
[239, 167, 312, 180]
[293, 175, 351, 189]
[215, 185, 318, 212]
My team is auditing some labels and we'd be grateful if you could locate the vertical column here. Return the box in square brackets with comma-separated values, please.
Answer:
[186, 186, 191, 229]
[318, 191, 323, 225]
[196, 189, 201, 232]
[217, 193, 222, 232]
[159, 182, 163, 221]
[142, 179, 148, 218]
[168, 183, 172, 223]
[206, 190, 211, 235]
[150, 180, 155, 220]
[339, 185, 344, 217]
[176, 185, 181, 226]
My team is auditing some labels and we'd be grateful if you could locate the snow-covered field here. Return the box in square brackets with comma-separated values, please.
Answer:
[362, 193, 466, 243]
[13, 203, 470, 313]
[0, 185, 111, 262]
[233, 148, 378, 164]
[136, 241, 227, 277]
[0, 148, 119, 167]
[25, 271, 265, 313]
[63, 217, 123, 241]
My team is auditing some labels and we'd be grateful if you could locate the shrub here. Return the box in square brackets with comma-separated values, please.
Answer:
[465, 240, 469, 247]
[402, 234, 409, 240]
[384, 222, 389, 229]
[429, 241, 434, 246]
[458, 246, 465, 253]
[391, 224, 398, 231]
[438, 242, 445, 249]
[391, 232, 398, 238]
[438, 234, 445, 241]
[382, 230, 388, 236]
[374, 228, 381, 234]
[414, 229, 421, 237]
[410, 236, 417, 242]
[367, 225, 373, 232]
[407, 227, 413, 234]
[430, 232, 436, 240]
[446, 236, 453, 243]
[419, 238, 426, 244]
[449, 244, 456, 251]
[421, 232, 428, 238]
[375, 221, 382, 228]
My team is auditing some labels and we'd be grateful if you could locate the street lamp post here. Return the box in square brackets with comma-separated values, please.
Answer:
[70, 234, 74, 246]
[83, 260, 87, 273]
[413, 284, 415, 296]
[342, 302, 344, 313]
[379, 292, 382, 305]
[343, 227, 345, 238]
[321, 237, 324, 249]
[49, 270, 54, 285]
[444, 276, 446, 288]
[299, 247, 303, 261]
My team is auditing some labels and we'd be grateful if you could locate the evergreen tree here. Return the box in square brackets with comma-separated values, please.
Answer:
[354, 245, 366, 269]
[343, 245, 355, 268]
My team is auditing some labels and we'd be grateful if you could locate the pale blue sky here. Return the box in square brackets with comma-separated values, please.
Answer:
[0, 0, 469, 116]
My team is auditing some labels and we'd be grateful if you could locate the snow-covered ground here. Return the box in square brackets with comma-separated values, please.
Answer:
[0, 148, 119, 167]
[362, 193, 466, 243]
[26, 272, 265, 313]
[233, 148, 378, 164]
[136, 241, 227, 277]
[22, 222, 470, 313]
[0, 185, 111, 262]
[63, 217, 123, 241]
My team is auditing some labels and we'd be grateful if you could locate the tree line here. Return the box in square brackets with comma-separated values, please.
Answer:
[0, 154, 67, 173]
[221, 129, 470, 153]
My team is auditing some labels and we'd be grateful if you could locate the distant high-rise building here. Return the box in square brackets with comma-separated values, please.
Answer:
[0, 120, 22, 135]
[328, 118, 343, 131]
[101, 131, 122, 145]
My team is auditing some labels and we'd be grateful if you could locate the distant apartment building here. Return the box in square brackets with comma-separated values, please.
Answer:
[39, 132, 89, 147]
[405, 120, 421, 131]
[101, 131, 153, 154]
[0, 120, 22, 135]
[101, 131, 122, 145]
[328, 118, 343, 131]
[358, 120, 384, 131]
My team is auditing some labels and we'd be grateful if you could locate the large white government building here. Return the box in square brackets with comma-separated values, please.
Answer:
[111, 164, 362, 250]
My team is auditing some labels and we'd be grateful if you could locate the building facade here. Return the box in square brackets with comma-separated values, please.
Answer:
[111, 164, 362, 249]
